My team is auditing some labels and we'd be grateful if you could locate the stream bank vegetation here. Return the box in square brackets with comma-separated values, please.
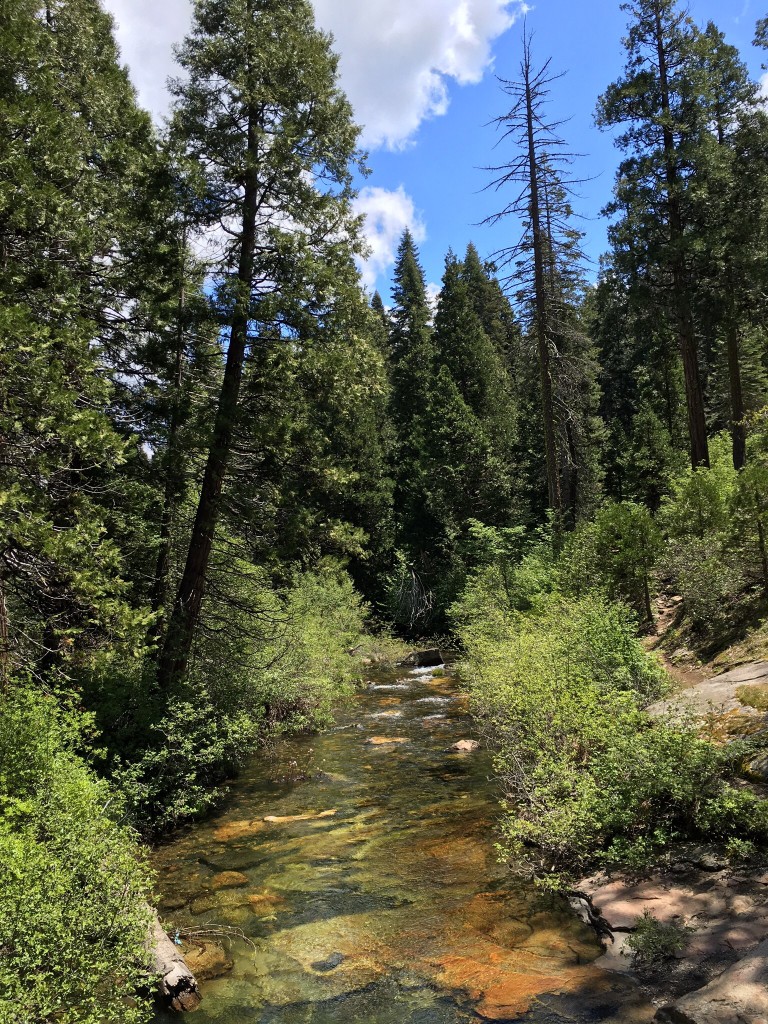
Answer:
[4, 0, 768, 1020]
[454, 512, 768, 887]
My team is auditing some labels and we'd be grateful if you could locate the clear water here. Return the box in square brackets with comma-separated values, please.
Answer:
[151, 662, 654, 1023]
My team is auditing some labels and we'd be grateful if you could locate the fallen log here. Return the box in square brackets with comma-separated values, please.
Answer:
[147, 907, 201, 1012]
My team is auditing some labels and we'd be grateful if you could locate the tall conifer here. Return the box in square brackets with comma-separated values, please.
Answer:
[157, 0, 365, 688]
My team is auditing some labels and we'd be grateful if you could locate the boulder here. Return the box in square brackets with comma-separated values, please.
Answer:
[448, 739, 480, 753]
[400, 649, 444, 668]
[647, 662, 768, 721]
[658, 938, 768, 1024]
[183, 940, 234, 981]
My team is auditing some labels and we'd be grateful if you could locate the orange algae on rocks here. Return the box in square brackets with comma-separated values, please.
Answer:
[212, 819, 266, 842]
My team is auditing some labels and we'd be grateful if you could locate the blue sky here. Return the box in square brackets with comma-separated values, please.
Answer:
[361, 0, 767, 298]
[104, 0, 767, 302]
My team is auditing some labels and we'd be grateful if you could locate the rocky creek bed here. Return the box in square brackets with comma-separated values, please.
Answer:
[149, 659, 657, 1024]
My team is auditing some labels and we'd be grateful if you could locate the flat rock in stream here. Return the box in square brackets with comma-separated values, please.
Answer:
[263, 810, 337, 824]
[447, 739, 480, 753]
[211, 870, 249, 890]
[365, 736, 409, 746]
[183, 940, 234, 981]
[213, 818, 267, 843]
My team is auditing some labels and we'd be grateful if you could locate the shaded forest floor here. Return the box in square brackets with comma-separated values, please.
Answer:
[648, 590, 768, 678]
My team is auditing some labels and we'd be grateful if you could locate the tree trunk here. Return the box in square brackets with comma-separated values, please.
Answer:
[643, 574, 654, 630]
[653, 1, 709, 470]
[0, 569, 9, 686]
[726, 317, 746, 471]
[147, 908, 201, 1012]
[523, 44, 562, 514]
[757, 511, 768, 599]
[150, 231, 189, 646]
[156, 112, 260, 691]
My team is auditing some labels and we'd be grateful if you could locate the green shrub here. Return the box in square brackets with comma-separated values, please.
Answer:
[725, 837, 758, 863]
[658, 433, 748, 631]
[695, 784, 768, 842]
[562, 501, 662, 624]
[115, 565, 367, 833]
[458, 591, 691, 877]
[662, 536, 742, 630]
[459, 565, 768, 882]
[624, 911, 692, 973]
[0, 684, 152, 1024]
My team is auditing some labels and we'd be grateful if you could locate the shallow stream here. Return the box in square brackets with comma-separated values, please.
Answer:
[151, 660, 655, 1023]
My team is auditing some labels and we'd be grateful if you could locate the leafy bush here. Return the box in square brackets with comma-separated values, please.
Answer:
[657, 432, 753, 631]
[0, 684, 152, 1024]
[561, 501, 662, 624]
[450, 529, 560, 636]
[624, 911, 692, 973]
[115, 565, 367, 833]
[457, 580, 768, 881]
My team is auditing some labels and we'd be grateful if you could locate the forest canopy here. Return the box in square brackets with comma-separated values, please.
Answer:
[2, 0, 768, 1021]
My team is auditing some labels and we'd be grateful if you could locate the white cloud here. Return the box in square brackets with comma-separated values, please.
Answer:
[103, 0, 523, 148]
[354, 186, 427, 291]
[104, 0, 191, 121]
[426, 281, 442, 309]
[313, 1, 525, 149]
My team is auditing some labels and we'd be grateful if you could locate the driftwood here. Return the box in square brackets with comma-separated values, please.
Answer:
[147, 908, 201, 1012]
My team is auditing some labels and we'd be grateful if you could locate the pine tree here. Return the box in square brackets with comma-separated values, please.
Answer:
[686, 24, 768, 470]
[419, 252, 520, 606]
[0, 0, 157, 681]
[389, 229, 435, 431]
[597, 0, 712, 469]
[157, 0, 366, 688]
[485, 34, 600, 524]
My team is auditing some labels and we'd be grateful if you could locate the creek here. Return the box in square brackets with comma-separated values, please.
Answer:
[151, 659, 656, 1023]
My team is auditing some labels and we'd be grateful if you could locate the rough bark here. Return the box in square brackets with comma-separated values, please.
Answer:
[157, 110, 260, 691]
[757, 514, 768, 599]
[653, 1, 709, 470]
[147, 910, 201, 1013]
[523, 45, 562, 513]
[0, 569, 9, 685]
[726, 318, 746, 471]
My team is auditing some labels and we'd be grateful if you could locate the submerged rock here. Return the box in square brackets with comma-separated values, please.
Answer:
[263, 809, 337, 824]
[311, 951, 345, 972]
[213, 818, 266, 843]
[365, 736, 409, 746]
[184, 940, 234, 981]
[248, 891, 287, 915]
[211, 870, 249, 890]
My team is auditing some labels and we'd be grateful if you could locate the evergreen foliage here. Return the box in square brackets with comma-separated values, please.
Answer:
[4, 0, 768, 1013]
